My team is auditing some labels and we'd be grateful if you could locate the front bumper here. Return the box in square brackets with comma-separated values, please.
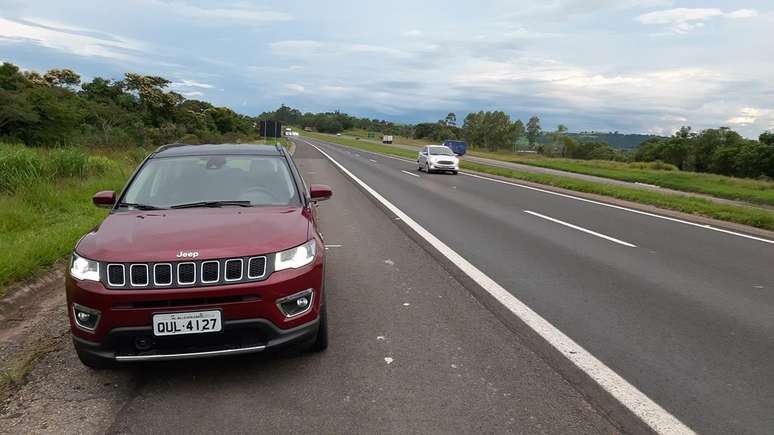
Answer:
[73, 316, 320, 362]
[428, 162, 459, 171]
[66, 256, 324, 362]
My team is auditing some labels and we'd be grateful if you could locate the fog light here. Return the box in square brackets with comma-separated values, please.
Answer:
[276, 289, 314, 318]
[72, 304, 100, 331]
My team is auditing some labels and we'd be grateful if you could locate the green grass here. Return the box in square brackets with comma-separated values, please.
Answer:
[0, 146, 134, 296]
[302, 132, 774, 231]
[468, 150, 774, 207]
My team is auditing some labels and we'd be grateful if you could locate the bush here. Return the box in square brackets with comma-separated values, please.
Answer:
[0, 143, 121, 194]
[628, 161, 677, 171]
[47, 148, 88, 178]
[0, 144, 44, 193]
[85, 155, 119, 175]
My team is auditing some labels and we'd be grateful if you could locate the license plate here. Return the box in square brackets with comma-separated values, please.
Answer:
[152, 310, 222, 336]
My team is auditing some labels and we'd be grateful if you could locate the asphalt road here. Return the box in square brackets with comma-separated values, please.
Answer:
[332, 134, 768, 210]
[295, 136, 774, 435]
[99, 139, 616, 434]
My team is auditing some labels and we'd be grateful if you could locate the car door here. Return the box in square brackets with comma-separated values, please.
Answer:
[418, 147, 427, 166]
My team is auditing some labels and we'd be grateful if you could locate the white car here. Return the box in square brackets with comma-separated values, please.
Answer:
[417, 145, 459, 174]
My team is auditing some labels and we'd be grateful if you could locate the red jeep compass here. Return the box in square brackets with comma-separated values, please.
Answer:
[66, 143, 331, 368]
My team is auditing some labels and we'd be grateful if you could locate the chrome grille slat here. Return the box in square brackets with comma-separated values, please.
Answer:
[102, 256, 268, 289]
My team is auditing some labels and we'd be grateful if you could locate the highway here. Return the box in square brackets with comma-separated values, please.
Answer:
[0, 138, 617, 434]
[334, 134, 769, 210]
[293, 136, 774, 434]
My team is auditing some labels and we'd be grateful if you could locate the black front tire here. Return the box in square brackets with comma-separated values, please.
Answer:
[309, 304, 328, 352]
[452, 171, 458, 175]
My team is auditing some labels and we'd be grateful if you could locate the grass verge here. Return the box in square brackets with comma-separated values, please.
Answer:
[0, 147, 136, 296]
[468, 150, 774, 207]
[302, 132, 774, 231]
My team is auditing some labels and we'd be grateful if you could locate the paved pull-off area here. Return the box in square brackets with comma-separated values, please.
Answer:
[0, 141, 617, 434]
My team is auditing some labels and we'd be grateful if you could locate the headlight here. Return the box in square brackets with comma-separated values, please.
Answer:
[70, 252, 100, 281]
[275, 239, 316, 271]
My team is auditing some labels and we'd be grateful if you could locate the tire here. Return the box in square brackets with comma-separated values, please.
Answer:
[76, 348, 112, 370]
[309, 304, 328, 352]
[417, 162, 422, 172]
[452, 171, 458, 175]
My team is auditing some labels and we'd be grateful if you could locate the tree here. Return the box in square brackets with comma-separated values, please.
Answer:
[547, 124, 568, 156]
[0, 91, 39, 132]
[43, 69, 81, 88]
[760, 131, 774, 146]
[462, 111, 517, 152]
[526, 116, 541, 149]
[0, 62, 30, 91]
[512, 119, 525, 152]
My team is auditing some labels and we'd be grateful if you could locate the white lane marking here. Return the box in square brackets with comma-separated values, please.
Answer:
[460, 172, 774, 246]
[324, 244, 343, 250]
[301, 138, 693, 435]
[401, 170, 420, 178]
[369, 159, 377, 163]
[308, 137, 773, 245]
[635, 182, 661, 189]
[524, 210, 637, 248]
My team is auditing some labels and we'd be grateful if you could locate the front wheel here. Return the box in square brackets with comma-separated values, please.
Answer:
[451, 171, 458, 175]
[309, 304, 328, 352]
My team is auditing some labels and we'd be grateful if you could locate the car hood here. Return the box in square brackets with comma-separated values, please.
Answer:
[76, 206, 311, 262]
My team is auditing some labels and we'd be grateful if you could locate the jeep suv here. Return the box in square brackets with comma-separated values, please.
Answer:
[66, 144, 331, 368]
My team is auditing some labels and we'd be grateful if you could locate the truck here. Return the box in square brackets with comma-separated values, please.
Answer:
[382, 135, 393, 144]
[442, 140, 467, 156]
[284, 127, 292, 136]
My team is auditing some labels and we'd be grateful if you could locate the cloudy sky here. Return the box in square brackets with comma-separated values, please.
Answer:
[1, 0, 772, 137]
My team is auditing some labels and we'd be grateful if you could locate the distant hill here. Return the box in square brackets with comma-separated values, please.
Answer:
[568, 132, 662, 149]
[537, 131, 661, 149]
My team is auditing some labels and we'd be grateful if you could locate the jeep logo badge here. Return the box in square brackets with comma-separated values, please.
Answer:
[176, 251, 200, 258]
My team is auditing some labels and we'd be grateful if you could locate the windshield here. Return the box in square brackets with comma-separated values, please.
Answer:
[121, 155, 300, 208]
[429, 147, 454, 156]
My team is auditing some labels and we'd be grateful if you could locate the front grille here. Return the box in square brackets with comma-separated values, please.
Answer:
[154, 264, 172, 286]
[438, 160, 454, 165]
[248, 257, 267, 279]
[130, 264, 149, 286]
[201, 261, 219, 283]
[103, 255, 269, 289]
[107, 264, 125, 286]
[225, 259, 243, 281]
[178, 263, 196, 285]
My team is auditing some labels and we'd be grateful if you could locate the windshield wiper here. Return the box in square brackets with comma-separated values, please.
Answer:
[170, 200, 252, 209]
[117, 202, 165, 210]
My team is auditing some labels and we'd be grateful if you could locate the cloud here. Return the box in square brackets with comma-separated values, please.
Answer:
[402, 30, 423, 38]
[0, 17, 145, 61]
[636, 8, 759, 33]
[170, 79, 214, 89]
[139, 0, 292, 24]
[282, 83, 304, 95]
[179, 90, 204, 98]
[726, 108, 764, 126]
[345, 44, 407, 57]
[269, 40, 324, 55]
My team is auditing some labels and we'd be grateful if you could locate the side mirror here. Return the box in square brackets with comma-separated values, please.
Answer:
[92, 191, 116, 208]
[309, 184, 332, 202]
